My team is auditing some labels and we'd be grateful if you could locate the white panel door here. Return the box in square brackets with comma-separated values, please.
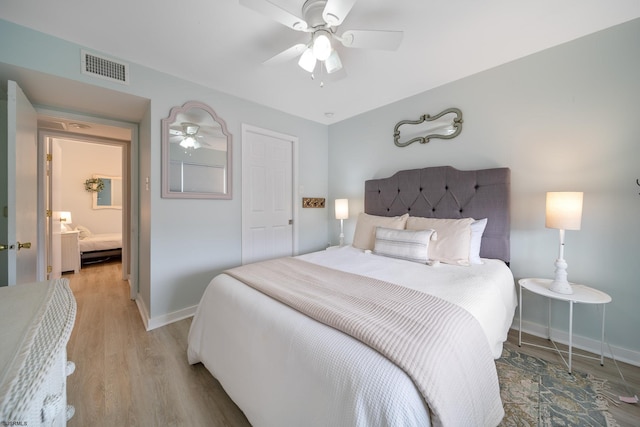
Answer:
[0, 81, 38, 286]
[242, 125, 295, 264]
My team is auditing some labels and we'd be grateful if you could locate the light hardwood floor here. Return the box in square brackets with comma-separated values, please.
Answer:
[65, 261, 640, 426]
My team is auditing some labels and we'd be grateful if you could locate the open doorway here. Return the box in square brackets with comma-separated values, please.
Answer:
[39, 115, 132, 288]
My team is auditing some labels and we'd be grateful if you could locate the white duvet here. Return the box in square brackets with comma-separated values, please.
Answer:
[188, 246, 517, 427]
[78, 233, 122, 252]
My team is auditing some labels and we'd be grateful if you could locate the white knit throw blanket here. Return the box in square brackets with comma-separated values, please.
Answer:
[225, 257, 504, 427]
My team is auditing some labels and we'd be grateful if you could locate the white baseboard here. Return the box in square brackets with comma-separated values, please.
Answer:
[145, 305, 198, 331]
[135, 296, 150, 330]
[512, 319, 640, 368]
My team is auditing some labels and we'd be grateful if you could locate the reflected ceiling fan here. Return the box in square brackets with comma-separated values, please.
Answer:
[169, 123, 209, 150]
[241, 0, 403, 81]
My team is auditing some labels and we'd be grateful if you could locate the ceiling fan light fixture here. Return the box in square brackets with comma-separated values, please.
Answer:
[180, 135, 200, 150]
[298, 47, 317, 72]
[312, 31, 332, 61]
[325, 50, 342, 74]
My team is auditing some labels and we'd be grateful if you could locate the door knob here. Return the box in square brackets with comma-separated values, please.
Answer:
[17, 242, 32, 250]
[0, 244, 7, 251]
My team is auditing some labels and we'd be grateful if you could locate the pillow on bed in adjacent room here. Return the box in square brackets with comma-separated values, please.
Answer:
[75, 225, 92, 240]
[373, 227, 435, 263]
[352, 213, 409, 250]
[406, 217, 474, 265]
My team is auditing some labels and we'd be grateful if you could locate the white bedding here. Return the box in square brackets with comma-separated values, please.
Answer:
[188, 246, 517, 427]
[78, 233, 122, 252]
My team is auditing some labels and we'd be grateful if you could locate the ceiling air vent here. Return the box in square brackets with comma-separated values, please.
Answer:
[37, 119, 67, 131]
[81, 49, 129, 85]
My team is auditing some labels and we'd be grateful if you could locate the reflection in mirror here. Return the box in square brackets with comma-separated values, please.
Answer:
[393, 108, 463, 147]
[93, 175, 122, 209]
[162, 101, 232, 199]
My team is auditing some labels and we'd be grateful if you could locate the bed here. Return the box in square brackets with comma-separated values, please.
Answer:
[76, 227, 122, 264]
[188, 166, 516, 426]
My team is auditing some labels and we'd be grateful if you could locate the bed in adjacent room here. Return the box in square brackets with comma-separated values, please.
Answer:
[188, 165, 517, 427]
[75, 225, 122, 264]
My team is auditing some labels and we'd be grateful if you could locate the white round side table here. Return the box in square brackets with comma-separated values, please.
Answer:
[518, 278, 612, 373]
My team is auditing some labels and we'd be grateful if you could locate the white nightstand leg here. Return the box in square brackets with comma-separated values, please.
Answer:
[518, 283, 522, 346]
[600, 305, 606, 366]
[568, 301, 573, 374]
[547, 299, 551, 340]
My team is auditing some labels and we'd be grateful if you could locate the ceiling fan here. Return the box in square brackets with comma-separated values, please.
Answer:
[240, 0, 403, 79]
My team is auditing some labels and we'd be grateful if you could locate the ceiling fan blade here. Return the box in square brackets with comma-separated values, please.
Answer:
[322, 0, 357, 26]
[340, 30, 403, 50]
[264, 43, 308, 65]
[240, 0, 308, 31]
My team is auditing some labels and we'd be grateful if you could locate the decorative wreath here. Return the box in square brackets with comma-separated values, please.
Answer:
[84, 178, 104, 193]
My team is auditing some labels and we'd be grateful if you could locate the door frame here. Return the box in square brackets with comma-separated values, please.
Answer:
[36, 108, 139, 299]
[241, 123, 299, 264]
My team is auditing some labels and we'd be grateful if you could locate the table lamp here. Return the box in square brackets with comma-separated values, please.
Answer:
[545, 192, 583, 294]
[335, 199, 349, 247]
[59, 211, 72, 231]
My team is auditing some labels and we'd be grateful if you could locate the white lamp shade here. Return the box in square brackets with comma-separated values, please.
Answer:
[298, 48, 317, 72]
[545, 192, 583, 230]
[325, 50, 343, 74]
[313, 32, 332, 61]
[335, 199, 349, 220]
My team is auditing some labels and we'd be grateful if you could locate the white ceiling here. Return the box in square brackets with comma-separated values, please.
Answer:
[2, 0, 640, 125]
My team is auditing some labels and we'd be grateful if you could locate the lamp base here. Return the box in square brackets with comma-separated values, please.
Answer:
[549, 257, 573, 294]
[549, 279, 574, 294]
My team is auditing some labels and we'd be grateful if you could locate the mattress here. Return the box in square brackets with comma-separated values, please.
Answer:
[188, 246, 517, 426]
[78, 233, 122, 253]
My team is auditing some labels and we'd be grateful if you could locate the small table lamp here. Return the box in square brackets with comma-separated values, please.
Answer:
[59, 211, 72, 231]
[545, 192, 583, 294]
[335, 199, 349, 247]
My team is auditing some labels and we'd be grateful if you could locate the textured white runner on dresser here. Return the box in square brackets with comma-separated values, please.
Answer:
[225, 257, 504, 427]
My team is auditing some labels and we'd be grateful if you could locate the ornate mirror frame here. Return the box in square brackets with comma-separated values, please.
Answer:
[393, 107, 463, 147]
[162, 101, 232, 199]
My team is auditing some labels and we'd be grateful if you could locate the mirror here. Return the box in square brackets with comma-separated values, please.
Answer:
[92, 175, 122, 209]
[393, 107, 463, 147]
[162, 101, 232, 199]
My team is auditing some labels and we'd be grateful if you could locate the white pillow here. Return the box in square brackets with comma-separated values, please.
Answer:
[75, 225, 92, 240]
[469, 218, 488, 265]
[406, 217, 474, 265]
[352, 213, 409, 250]
[373, 227, 435, 263]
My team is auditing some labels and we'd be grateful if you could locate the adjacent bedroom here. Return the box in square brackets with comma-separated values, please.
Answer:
[54, 138, 123, 275]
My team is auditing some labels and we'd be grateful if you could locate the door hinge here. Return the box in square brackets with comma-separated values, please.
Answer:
[46, 210, 52, 217]
[46, 153, 52, 161]
[47, 265, 52, 273]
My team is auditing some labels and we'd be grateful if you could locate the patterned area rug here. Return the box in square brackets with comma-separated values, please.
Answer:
[497, 346, 617, 426]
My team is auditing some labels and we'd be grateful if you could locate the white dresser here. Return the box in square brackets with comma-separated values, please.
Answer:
[0, 279, 77, 426]
[61, 231, 80, 274]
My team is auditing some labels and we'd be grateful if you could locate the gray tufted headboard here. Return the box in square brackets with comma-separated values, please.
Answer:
[364, 166, 511, 263]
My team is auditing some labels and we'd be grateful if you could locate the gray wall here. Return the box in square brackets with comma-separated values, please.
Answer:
[328, 19, 640, 361]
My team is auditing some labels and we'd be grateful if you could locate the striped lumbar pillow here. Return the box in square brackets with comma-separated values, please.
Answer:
[373, 227, 435, 263]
